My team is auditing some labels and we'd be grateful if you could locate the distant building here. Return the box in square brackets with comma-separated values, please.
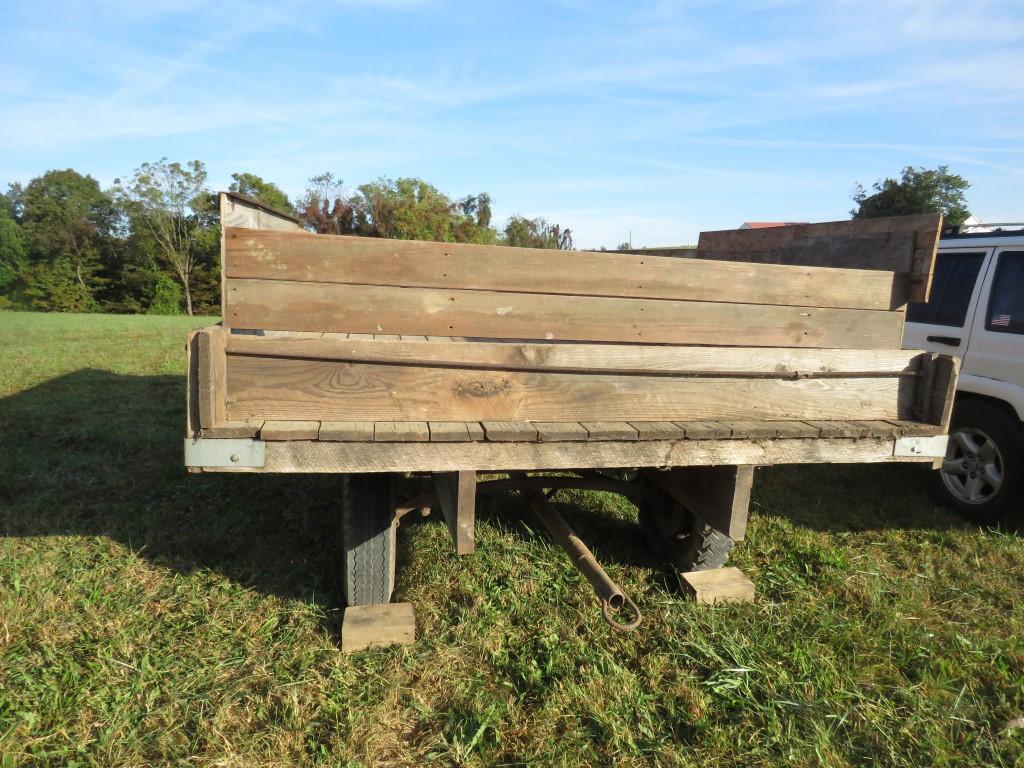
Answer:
[739, 221, 807, 229]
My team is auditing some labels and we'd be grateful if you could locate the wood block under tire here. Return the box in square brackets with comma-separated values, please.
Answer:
[678, 567, 754, 604]
[341, 603, 416, 652]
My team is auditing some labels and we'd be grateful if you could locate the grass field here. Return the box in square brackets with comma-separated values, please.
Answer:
[1, 311, 1023, 767]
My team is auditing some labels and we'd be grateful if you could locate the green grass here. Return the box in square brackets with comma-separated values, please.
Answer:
[1, 310, 1023, 767]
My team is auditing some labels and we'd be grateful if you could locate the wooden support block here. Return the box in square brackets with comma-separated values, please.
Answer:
[434, 470, 476, 554]
[200, 420, 264, 438]
[581, 421, 639, 440]
[319, 421, 375, 441]
[534, 422, 589, 442]
[629, 421, 686, 440]
[341, 603, 416, 652]
[482, 421, 538, 441]
[675, 421, 731, 439]
[260, 420, 320, 440]
[374, 422, 430, 442]
[643, 465, 754, 540]
[466, 422, 485, 441]
[678, 567, 754, 604]
[429, 422, 473, 442]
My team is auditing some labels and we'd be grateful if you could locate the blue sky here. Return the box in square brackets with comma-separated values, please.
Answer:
[1, 0, 1022, 247]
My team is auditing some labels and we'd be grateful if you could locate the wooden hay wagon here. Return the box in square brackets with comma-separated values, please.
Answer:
[185, 192, 955, 625]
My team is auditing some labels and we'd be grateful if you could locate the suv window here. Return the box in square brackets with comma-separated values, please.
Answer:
[986, 250, 1024, 335]
[907, 251, 985, 327]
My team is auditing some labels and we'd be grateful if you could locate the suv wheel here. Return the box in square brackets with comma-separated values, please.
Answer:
[934, 399, 1023, 524]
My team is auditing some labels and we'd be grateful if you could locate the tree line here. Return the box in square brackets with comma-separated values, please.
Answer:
[0, 160, 576, 316]
[0, 160, 969, 316]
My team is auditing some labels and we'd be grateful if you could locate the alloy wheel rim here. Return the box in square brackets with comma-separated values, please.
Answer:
[940, 427, 1004, 505]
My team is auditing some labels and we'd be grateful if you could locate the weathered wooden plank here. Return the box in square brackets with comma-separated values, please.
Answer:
[854, 420, 906, 437]
[482, 421, 539, 441]
[581, 422, 639, 441]
[254, 437, 929, 474]
[227, 335, 923, 375]
[718, 421, 784, 439]
[466, 422, 485, 441]
[674, 421, 732, 439]
[696, 214, 941, 303]
[260, 420, 320, 440]
[224, 278, 904, 349]
[434, 470, 476, 555]
[373, 421, 430, 442]
[629, 421, 687, 440]
[200, 421, 264, 438]
[428, 421, 473, 442]
[185, 330, 202, 437]
[196, 328, 227, 429]
[220, 192, 303, 232]
[224, 227, 900, 310]
[534, 422, 589, 442]
[224, 356, 916, 423]
[927, 355, 959, 428]
[769, 421, 824, 438]
[319, 421, 374, 441]
[803, 420, 866, 438]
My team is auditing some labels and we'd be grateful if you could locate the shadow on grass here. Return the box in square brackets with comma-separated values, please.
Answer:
[0, 368, 978, 637]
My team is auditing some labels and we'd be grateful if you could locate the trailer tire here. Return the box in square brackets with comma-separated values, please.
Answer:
[342, 473, 397, 606]
[639, 487, 734, 571]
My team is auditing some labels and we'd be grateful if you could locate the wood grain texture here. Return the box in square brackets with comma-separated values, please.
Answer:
[224, 278, 904, 349]
[696, 214, 941, 303]
[434, 470, 476, 555]
[318, 421, 374, 441]
[581, 422, 639, 440]
[196, 328, 226, 429]
[675, 421, 732, 439]
[629, 422, 687, 440]
[226, 334, 923, 375]
[260, 420, 320, 440]
[255, 437, 929, 473]
[482, 422, 539, 441]
[428, 421, 473, 442]
[534, 422, 589, 441]
[373, 421, 429, 442]
[224, 355, 917, 423]
[224, 227, 899, 310]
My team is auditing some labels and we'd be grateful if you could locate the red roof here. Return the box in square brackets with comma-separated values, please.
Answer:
[740, 221, 807, 229]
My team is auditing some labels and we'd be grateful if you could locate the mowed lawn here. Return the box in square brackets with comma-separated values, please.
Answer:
[1, 311, 1023, 767]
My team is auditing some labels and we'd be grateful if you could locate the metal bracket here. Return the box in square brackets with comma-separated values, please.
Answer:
[184, 437, 266, 468]
[894, 435, 948, 458]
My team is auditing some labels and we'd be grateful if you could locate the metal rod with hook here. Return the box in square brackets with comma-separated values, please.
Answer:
[523, 486, 642, 632]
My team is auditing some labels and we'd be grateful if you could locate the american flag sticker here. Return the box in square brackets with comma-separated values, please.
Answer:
[991, 313, 1012, 327]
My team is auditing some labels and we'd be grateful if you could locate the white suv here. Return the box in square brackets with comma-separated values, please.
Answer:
[904, 229, 1024, 521]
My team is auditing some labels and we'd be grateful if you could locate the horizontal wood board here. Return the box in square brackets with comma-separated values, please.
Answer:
[224, 278, 904, 348]
[696, 214, 941, 303]
[224, 354, 917, 422]
[224, 227, 899, 310]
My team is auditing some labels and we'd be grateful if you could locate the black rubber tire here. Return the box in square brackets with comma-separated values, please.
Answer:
[638, 486, 734, 571]
[341, 473, 397, 606]
[931, 398, 1024, 525]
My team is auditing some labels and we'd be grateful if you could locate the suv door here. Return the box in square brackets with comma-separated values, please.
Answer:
[963, 248, 1024, 391]
[903, 248, 991, 357]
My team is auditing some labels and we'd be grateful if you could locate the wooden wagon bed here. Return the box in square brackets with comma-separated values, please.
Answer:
[184, 193, 956, 609]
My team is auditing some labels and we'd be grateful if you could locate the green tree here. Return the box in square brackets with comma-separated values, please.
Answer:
[146, 273, 183, 315]
[11, 170, 116, 311]
[359, 177, 497, 244]
[0, 192, 27, 304]
[852, 166, 970, 226]
[502, 215, 573, 250]
[113, 159, 214, 315]
[229, 172, 295, 215]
